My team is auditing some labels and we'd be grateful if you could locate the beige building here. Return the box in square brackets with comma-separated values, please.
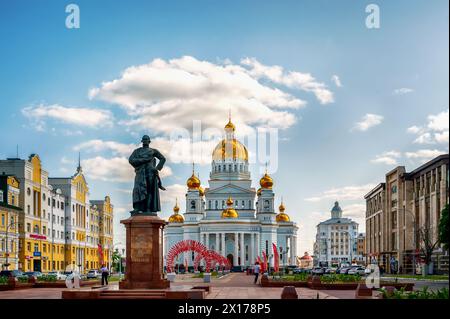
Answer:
[365, 154, 449, 274]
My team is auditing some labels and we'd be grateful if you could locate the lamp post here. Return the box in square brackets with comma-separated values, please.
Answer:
[4, 221, 17, 270]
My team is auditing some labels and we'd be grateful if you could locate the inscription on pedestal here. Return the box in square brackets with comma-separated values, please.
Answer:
[131, 233, 151, 263]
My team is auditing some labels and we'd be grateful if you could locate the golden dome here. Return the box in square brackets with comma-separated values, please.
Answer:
[187, 172, 200, 189]
[257, 188, 262, 196]
[221, 196, 239, 218]
[276, 213, 290, 222]
[259, 173, 273, 189]
[212, 138, 248, 162]
[169, 200, 184, 223]
[276, 201, 290, 222]
[198, 186, 205, 197]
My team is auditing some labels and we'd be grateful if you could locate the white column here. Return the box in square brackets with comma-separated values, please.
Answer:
[256, 233, 260, 258]
[215, 233, 220, 253]
[233, 232, 238, 266]
[205, 233, 209, 250]
[221, 233, 226, 257]
[240, 232, 245, 267]
[250, 233, 255, 265]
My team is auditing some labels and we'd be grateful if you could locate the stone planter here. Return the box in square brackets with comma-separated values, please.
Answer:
[203, 273, 211, 283]
[167, 273, 176, 282]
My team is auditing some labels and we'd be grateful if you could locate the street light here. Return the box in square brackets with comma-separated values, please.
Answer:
[4, 221, 17, 270]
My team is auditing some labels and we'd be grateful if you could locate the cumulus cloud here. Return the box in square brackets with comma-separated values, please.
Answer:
[370, 151, 401, 165]
[352, 114, 383, 132]
[331, 75, 342, 88]
[240, 57, 335, 104]
[393, 88, 414, 95]
[22, 104, 113, 130]
[304, 183, 377, 202]
[74, 137, 221, 165]
[404, 149, 446, 162]
[81, 156, 172, 182]
[89, 56, 333, 135]
[407, 109, 449, 145]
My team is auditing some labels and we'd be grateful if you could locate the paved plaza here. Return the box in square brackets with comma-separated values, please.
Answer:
[0, 273, 350, 299]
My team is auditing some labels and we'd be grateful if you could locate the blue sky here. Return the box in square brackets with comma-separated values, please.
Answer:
[0, 0, 448, 253]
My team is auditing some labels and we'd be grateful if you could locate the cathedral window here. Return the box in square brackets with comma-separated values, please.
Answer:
[242, 200, 245, 208]
[190, 200, 196, 209]
[215, 201, 218, 209]
[222, 200, 225, 208]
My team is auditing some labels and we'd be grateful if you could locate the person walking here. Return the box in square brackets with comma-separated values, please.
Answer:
[253, 262, 261, 284]
[101, 264, 109, 286]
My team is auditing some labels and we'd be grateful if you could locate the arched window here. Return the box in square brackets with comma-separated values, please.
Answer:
[242, 200, 245, 208]
[33, 225, 39, 234]
[215, 201, 218, 209]
[208, 200, 211, 209]
[222, 200, 225, 208]
[190, 200, 196, 210]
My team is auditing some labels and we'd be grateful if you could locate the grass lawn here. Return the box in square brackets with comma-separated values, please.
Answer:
[383, 274, 449, 281]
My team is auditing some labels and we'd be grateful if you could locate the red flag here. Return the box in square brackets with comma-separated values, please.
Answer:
[262, 251, 268, 273]
[97, 244, 104, 265]
[272, 243, 279, 272]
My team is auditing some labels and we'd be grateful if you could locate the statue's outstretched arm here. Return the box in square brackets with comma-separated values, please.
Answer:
[154, 150, 166, 171]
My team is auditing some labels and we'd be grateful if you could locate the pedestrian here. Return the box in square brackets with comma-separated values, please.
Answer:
[253, 262, 261, 284]
[101, 264, 109, 286]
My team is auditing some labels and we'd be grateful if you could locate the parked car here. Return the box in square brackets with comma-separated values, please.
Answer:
[348, 266, 366, 275]
[338, 267, 351, 274]
[0, 270, 24, 278]
[47, 271, 67, 280]
[86, 270, 101, 279]
[324, 267, 337, 274]
[364, 266, 374, 275]
[23, 271, 42, 278]
[311, 267, 325, 275]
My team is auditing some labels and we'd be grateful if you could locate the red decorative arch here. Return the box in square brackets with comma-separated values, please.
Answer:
[166, 240, 231, 273]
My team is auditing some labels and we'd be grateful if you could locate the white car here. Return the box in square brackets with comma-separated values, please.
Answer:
[348, 267, 366, 275]
[48, 271, 67, 280]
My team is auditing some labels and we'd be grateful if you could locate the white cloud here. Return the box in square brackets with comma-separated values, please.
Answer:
[352, 114, 383, 132]
[305, 183, 377, 202]
[81, 156, 172, 182]
[74, 140, 136, 156]
[393, 88, 414, 95]
[404, 149, 446, 162]
[241, 57, 335, 104]
[408, 109, 449, 144]
[370, 151, 401, 165]
[22, 104, 114, 130]
[331, 75, 342, 88]
[89, 56, 333, 135]
[74, 137, 220, 165]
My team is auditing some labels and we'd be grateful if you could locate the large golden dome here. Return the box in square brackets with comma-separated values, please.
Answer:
[259, 173, 273, 189]
[221, 196, 239, 218]
[186, 172, 200, 189]
[212, 138, 248, 162]
[276, 201, 290, 222]
[168, 200, 184, 223]
[212, 119, 248, 162]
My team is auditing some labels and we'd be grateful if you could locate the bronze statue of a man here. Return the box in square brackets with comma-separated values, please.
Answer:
[129, 135, 166, 216]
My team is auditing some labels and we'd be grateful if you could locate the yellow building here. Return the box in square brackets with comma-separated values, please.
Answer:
[0, 174, 21, 270]
[91, 196, 114, 269]
[0, 154, 114, 273]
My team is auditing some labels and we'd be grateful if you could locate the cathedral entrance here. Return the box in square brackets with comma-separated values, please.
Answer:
[227, 254, 233, 266]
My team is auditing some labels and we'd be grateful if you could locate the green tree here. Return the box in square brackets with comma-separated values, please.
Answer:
[438, 204, 449, 251]
[112, 250, 122, 273]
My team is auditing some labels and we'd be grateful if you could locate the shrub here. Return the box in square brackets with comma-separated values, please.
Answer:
[37, 274, 57, 282]
[0, 276, 8, 285]
[17, 276, 29, 283]
[380, 287, 449, 299]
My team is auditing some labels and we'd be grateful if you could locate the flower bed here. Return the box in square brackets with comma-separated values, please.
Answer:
[379, 287, 448, 299]
[260, 274, 414, 291]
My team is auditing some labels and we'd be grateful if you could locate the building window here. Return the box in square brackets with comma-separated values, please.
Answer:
[27, 188, 31, 196]
[0, 190, 3, 202]
[27, 223, 31, 232]
[1, 214, 4, 226]
[34, 225, 39, 234]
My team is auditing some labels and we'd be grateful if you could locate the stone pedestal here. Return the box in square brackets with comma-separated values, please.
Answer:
[119, 215, 170, 289]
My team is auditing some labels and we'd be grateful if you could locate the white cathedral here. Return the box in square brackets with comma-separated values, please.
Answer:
[163, 118, 298, 270]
